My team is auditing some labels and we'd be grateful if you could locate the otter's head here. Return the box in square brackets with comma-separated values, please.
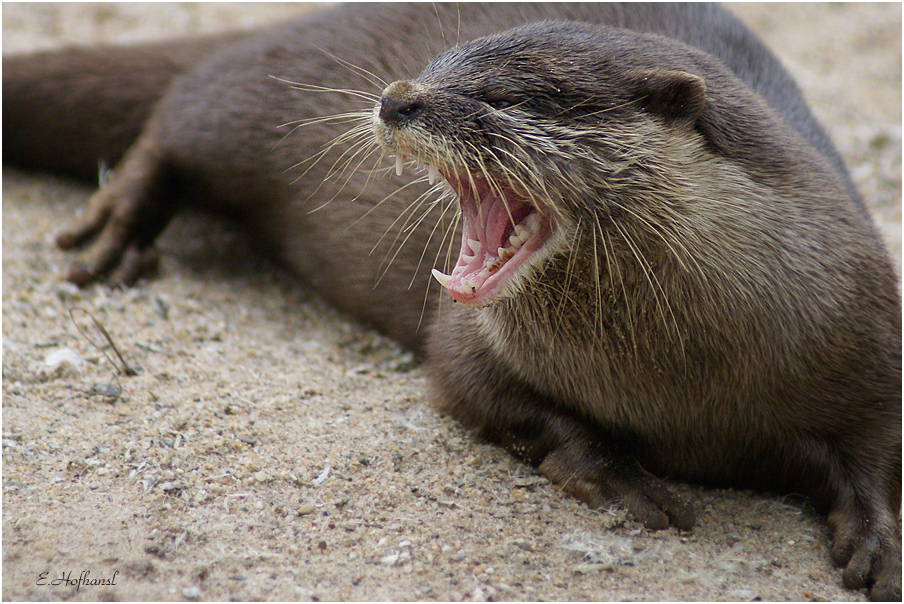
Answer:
[373, 21, 709, 307]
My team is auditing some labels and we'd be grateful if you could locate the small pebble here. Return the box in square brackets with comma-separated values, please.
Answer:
[44, 348, 83, 375]
[182, 586, 201, 599]
[381, 553, 400, 565]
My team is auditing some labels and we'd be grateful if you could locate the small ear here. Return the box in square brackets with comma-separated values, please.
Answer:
[632, 69, 706, 122]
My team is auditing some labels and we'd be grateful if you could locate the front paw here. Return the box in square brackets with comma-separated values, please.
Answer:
[539, 446, 695, 531]
[56, 126, 175, 287]
[828, 496, 902, 601]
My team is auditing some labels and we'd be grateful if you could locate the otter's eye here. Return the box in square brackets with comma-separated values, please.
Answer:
[476, 87, 516, 110]
[486, 98, 512, 110]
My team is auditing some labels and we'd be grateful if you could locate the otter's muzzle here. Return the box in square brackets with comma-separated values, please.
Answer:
[378, 80, 424, 127]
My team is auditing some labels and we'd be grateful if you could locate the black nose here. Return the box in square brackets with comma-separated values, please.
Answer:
[379, 95, 424, 126]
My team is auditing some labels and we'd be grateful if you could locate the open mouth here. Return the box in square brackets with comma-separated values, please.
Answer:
[395, 155, 553, 306]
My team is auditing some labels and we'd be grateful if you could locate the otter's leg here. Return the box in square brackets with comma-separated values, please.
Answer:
[56, 117, 180, 286]
[825, 472, 901, 600]
[427, 332, 695, 531]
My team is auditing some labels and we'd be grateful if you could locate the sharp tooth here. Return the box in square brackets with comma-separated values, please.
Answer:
[427, 164, 439, 186]
[460, 277, 479, 294]
[467, 238, 482, 255]
[523, 212, 541, 233]
[497, 247, 515, 262]
[431, 269, 453, 289]
[395, 155, 405, 177]
[509, 233, 523, 247]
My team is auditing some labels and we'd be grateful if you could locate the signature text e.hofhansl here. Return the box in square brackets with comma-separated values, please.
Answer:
[37, 570, 119, 591]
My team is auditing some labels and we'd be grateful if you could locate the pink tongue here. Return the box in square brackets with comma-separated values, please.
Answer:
[477, 188, 521, 255]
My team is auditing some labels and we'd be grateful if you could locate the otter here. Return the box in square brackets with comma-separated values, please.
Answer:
[3, 4, 900, 600]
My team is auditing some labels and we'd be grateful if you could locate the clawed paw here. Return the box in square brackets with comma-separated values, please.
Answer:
[55, 153, 174, 287]
[828, 498, 902, 601]
[539, 448, 695, 532]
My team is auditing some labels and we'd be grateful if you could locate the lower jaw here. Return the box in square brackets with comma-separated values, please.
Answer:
[433, 231, 553, 306]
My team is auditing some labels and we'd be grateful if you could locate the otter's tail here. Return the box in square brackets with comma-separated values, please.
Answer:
[2, 32, 249, 182]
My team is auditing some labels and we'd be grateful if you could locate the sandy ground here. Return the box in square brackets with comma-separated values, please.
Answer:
[2, 3, 900, 602]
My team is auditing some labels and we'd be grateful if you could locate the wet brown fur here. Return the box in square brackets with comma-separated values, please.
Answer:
[3, 4, 900, 600]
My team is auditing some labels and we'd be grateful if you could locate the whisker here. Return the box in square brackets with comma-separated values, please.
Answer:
[299, 137, 383, 209]
[414, 197, 459, 332]
[610, 219, 683, 352]
[588, 220, 604, 347]
[372, 182, 440, 268]
[270, 76, 381, 103]
[614, 202, 693, 274]
[313, 45, 390, 91]
[408, 188, 459, 289]
[551, 218, 585, 342]
[281, 114, 372, 176]
[599, 220, 635, 352]
[347, 175, 426, 232]
[278, 110, 373, 130]
[374, 185, 445, 287]
[431, 3, 448, 50]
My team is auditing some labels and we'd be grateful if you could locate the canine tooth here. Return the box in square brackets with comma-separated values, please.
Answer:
[427, 164, 439, 186]
[395, 155, 405, 177]
[467, 238, 482, 255]
[431, 269, 453, 289]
